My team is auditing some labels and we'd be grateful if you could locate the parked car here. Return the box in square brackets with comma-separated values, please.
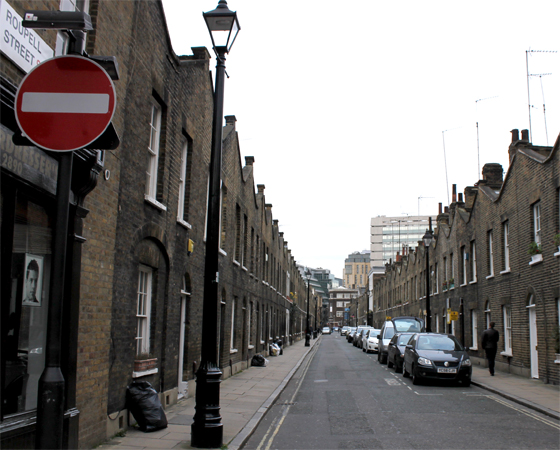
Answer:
[333, 326, 339, 332]
[363, 329, 381, 353]
[403, 333, 472, 386]
[322, 326, 331, 334]
[359, 327, 375, 350]
[386, 332, 415, 372]
[378, 316, 424, 364]
[353, 326, 369, 347]
[346, 327, 357, 343]
[341, 326, 350, 336]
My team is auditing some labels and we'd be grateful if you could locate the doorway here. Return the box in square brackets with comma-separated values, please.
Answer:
[527, 296, 538, 379]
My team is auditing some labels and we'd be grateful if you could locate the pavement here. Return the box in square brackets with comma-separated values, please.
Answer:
[99, 335, 560, 450]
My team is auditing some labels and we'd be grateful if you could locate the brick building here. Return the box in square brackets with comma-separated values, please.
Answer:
[371, 130, 560, 385]
[343, 250, 371, 289]
[1, 1, 311, 448]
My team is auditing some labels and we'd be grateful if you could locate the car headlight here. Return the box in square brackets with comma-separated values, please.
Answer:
[462, 358, 472, 367]
[418, 356, 432, 366]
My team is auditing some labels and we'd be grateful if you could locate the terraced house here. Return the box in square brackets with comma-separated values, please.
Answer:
[371, 130, 560, 386]
[0, 1, 311, 448]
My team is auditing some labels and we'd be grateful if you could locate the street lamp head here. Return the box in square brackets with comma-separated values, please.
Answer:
[203, 0, 240, 55]
[423, 229, 434, 248]
[305, 268, 311, 281]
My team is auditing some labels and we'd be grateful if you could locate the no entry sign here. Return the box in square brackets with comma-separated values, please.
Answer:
[15, 55, 116, 152]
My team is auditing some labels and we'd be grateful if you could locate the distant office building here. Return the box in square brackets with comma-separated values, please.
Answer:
[370, 215, 436, 267]
[343, 250, 371, 289]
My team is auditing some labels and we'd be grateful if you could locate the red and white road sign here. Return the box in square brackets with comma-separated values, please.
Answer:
[15, 55, 116, 152]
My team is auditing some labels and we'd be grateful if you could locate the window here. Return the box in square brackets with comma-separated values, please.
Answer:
[470, 241, 477, 283]
[234, 204, 241, 263]
[503, 222, 510, 272]
[471, 310, 478, 350]
[533, 202, 541, 246]
[177, 140, 191, 225]
[487, 231, 494, 277]
[460, 246, 467, 285]
[450, 252, 455, 286]
[136, 266, 153, 355]
[484, 301, 491, 329]
[230, 297, 237, 352]
[219, 185, 227, 252]
[434, 263, 438, 294]
[242, 215, 248, 268]
[502, 305, 512, 355]
[145, 103, 162, 201]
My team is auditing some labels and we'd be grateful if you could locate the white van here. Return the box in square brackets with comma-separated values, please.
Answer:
[377, 316, 424, 364]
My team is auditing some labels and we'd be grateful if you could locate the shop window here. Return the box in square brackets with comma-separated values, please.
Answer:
[2, 195, 52, 415]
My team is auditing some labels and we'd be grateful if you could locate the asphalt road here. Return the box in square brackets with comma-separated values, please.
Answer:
[241, 333, 560, 450]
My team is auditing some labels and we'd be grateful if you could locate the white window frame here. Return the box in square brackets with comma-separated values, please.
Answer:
[502, 222, 510, 272]
[487, 231, 494, 278]
[471, 310, 478, 350]
[136, 265, 152, 356]
[484, 301, 491, 329]
[533, 202, 541, 245]
[461, 247, 467, 286]
[145, 104, 162, 201]
[470, 241, 477, 283]
[177, 141, 191, 228]
[502, 305, 512, 356]
[230, 298, 237, 353]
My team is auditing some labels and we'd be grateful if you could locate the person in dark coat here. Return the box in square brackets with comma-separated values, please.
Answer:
[481, 322, 499, 376]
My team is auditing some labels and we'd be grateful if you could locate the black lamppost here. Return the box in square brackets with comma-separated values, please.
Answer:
[192, 2, 240, 448]
[423, 219, 435, 333]
[305, 269, 311, 346]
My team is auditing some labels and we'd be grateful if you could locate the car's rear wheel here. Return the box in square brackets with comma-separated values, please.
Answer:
[387, 358, 393, 369]
[395, 363, 402, 374]
[403, 364, 409, 378]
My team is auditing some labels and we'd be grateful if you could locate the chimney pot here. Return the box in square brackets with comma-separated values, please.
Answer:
[458, 193, 463, 202]
[444, 206, 449, 213]
[438, 202, 442, 214]
[521, 129, 529, 141]
[452, 184, 457, 203]
[511, 129, 519, 143]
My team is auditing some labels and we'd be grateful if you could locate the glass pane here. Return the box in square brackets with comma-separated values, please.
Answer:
[4, 195, 52, 415]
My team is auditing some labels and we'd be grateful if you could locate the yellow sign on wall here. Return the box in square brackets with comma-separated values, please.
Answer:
[449, 311, 459, 321]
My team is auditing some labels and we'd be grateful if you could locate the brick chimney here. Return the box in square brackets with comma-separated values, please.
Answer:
[225, 115, 237, 127]
[245, 156, 254, 166]
[464, 186, 477, 210]
[481, 163, 503, 188]
[257, 184, 265, 194]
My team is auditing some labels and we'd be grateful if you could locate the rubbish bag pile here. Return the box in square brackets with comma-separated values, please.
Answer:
[251, 354, 269, 367]
[126, 381, 168, 432]
[269, 342, 281, 356]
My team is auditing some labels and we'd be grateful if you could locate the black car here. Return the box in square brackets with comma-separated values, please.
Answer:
[403, 333, 472, 386]
[386, 332, 415, 373]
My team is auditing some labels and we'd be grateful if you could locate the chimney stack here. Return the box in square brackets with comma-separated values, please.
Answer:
[225, 115, 237, 127]
[245, 156, 255, 166]
[521, 129, 529, 142]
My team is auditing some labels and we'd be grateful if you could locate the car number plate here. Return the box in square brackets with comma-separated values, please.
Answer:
[437, 368, 457, 373]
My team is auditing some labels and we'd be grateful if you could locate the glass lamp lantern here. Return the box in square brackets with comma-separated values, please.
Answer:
[203, 0, 240, 54]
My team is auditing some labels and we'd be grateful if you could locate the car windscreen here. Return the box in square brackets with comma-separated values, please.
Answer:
[417, 335, 463, 351]
[393, 318, 423, 332]
[397, 334, 413, 346]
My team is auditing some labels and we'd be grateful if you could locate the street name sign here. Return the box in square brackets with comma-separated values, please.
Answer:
[15, 55, 116, 151]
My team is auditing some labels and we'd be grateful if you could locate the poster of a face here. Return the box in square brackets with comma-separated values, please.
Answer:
[22, 254, 43, 307]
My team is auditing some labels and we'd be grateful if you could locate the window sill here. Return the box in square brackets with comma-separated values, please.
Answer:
[219, 248, 227, 256]
[500, 351, 512, 357]
[554, 251, 560, 258]
[500, 269, 511, 275]
[230, 349, 238, 354]
[460, 283, 467, 287]
[470, 346, 478, 351]
[132, 368, 159, 378]
[242, 266, 248, 272]
[176, 218, 192, 230]
[262, 281, 269, 286]
[144, 195, 167, 211]
[260, 340, 265, 344]
[248, 345, 254, 349]
[486, 275, 494, 280]
[233, 260, 240, 267]
[469, 280, 477, 285]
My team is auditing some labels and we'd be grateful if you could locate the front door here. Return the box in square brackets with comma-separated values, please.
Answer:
[528, 304, 538, 378]
[178, 296, 187, 397]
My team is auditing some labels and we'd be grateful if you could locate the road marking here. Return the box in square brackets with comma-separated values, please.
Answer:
[488, 396, 560, 430]
[384, 378, 401, 386]
[314, 379, 328, 383]
[257, 344, 318, 450]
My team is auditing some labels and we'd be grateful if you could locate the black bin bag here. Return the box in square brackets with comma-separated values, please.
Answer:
[126, 381, 168, 432]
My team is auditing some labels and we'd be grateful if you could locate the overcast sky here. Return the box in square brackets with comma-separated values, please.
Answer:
[161, 0, 559, 277]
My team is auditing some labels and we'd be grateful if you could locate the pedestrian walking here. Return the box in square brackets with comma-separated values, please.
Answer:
[481, 322, 499, 376]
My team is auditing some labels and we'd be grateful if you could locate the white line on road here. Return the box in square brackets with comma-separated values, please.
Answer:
[489, 396, 560, 430]
[22, 92, 110, 113]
